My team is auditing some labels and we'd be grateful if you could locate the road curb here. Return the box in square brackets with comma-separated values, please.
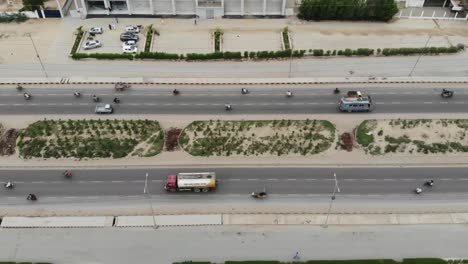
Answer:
[2, 77, 468, 86]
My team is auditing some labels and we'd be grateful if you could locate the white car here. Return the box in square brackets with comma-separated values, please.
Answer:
[125, 25, 140, 33]
[83, 40, 102, 50]
[89, 27, 103, 34]
[122, 40, 137, 47]
[122, 45, 137, 54]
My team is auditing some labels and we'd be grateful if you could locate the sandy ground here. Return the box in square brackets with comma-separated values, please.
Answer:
[1, 18, 468, 65]
[1, 114, 468, 168]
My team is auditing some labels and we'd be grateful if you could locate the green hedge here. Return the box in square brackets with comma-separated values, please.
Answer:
[214, 28, 223, 52]
[72, 53, 134, 60]
[70, 26, 84, 55]
[0, 13, 28, 23]
[174, 259, 454, 264]
[136, 51, 180, 60]
[382, 47, 458, 56]
[282, 27, 290, 50]
[186, 51, 242, 60]
[144, 24, 153, 52]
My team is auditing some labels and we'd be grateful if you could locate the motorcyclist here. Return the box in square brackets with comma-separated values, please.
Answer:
[73, 92, 81, 97]
[92, 95, 99, 102]
[334, 88, 340, 94]
[426, 179, 434, 186]
[173, 89, 179, 95]
[286, 90, 293, 97]
[4, 181, 13, 188]
[16, 85, 23, 91]
[63, 170, 72, 178]
[241, 88, 248, 94]
[225, 103, 232, 110]
[27, 194, 37, 200]
[113, 97, 120, 103]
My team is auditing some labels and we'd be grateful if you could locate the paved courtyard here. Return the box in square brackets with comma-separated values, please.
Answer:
[223, 30, 282, 51]
[153, 29, 212, 54]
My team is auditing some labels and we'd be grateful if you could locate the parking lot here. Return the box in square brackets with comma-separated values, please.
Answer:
[223, 30, 282, 52]
[79, 24, 147, 54]
[152, 29, 212, 54]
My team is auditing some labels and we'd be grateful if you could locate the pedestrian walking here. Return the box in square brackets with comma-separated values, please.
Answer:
[112, 22, 116, 30]
[108, 24, 112, 30]
[194, 19, 197, 25]
[115, 17, 119, 23]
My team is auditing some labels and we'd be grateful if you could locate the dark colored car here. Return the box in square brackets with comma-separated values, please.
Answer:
[120, 33, 139, 42]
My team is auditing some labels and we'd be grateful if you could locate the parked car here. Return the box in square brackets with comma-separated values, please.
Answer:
[125, 25, 140, 33]
[122, 45, 138, 54]
[120, 33, 139, 42]
[89, 27, 103, 34]
[83, 40, 102, 50]
[122, 40, 137, 47]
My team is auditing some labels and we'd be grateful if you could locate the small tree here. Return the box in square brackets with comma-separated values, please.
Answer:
[22, 0, 44, 11]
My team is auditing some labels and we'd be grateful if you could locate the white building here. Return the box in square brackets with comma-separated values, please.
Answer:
[74, 0, 292, 18]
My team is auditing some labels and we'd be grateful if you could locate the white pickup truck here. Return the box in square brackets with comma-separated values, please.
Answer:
[95, 104, 113, 114]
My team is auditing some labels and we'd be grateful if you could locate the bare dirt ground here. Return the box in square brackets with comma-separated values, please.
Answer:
[359, 119, 468, 155]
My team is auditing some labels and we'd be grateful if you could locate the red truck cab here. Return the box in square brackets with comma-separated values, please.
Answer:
[164, 174, 177, 191]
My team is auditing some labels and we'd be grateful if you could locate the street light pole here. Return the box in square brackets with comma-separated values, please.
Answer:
[288, 48, 293, 78]
[144, 172, 158, 229]
[27, 33, 48, 78]
[323, 173, 340, 228]
[409, 35, 431, 77]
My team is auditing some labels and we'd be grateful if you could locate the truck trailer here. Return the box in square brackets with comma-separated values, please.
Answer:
[164, 172, 217, 192]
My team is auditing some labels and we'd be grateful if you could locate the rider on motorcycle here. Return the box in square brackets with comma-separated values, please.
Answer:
[27, 193, 37, 200]
[173, 89, 179, 95]
[113, 97, 120, 103]
[241, 88, 249, 94]
[225, 103, 232, 110]
[334, 88, 340, 94]
[4, 181, 13, 188]
[63, 170, 72, 177]
[286, 90, 293, 97]
[74, 92, 81, 97]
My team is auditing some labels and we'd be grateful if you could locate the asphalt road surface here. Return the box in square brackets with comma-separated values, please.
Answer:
[1, 55, 468, 78]
[0, 167, 467, 200]
[2, 86, 468, 114]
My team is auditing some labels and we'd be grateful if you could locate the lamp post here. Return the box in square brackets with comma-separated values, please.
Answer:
[144, 172, 158, 229]
[323, 172, 340, 228]
[27, 33, 48, 78]
[409, 35, 431, 77]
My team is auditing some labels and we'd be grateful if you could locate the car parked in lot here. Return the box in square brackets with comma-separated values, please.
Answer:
[83, 40, 102, 50]
[89, 27, 103, 34]
[120, 33, 139, 42]
[125, 25, 140, 33]
[122, 45, 138, 54]
[122, 40, 137, 47]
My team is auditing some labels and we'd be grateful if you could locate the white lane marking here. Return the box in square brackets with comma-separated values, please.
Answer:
[227, 179, 241, 181]
[455, 102, 465, 104]
[51, 181, 62, 183]
[180, 103, 189, 106]
[31, 181, 44, 184]
[131, 180, 145, 183]
[164, 103, 173, 106]
[391, 102, 401, 104]
[343, 179, 356, 181]
[307, 102, 318, 105]
[126, 195, 139, 198]
[275, 103, 286, 105]
[440, 178, 453, 181]
[79, 103, 89, 106]
[13, 104, 22, 106]
[383, 179, 396, 181]
[47, 103, 57, 106]
[401, 178, 415, 181]
[143, 103, 156, 106]
[247, 178, 259, 181]
[286, 179, 297, 181]
[90, 181, 102, 183]
[63, 103, 73, 106]
[423, 102, 433, 104]
[305, 178, 317, 181]
[111, 180, 125, 183]
[243, 103, 254, 106]
[151, 180, 163, 182]
[267, 178, 278, 181]
[439, 101, 448, 104]
[375, 102, 385, 105]
[325, 102, 335, 105]
[195, 103, 205, 106]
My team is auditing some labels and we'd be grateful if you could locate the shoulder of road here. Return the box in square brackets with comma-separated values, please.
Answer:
[1, 77, 468, 85]
[2, 213, 468, 228]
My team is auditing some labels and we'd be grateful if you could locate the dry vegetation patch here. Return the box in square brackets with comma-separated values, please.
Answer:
[17, 119, 164, 159]
[357, 119, 468, 155]
[179, 119, 336, 156]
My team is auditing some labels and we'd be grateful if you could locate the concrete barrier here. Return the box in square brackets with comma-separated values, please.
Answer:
[1, 216, 114, 228]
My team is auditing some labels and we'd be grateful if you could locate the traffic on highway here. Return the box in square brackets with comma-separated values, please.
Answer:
[2, 85, 468, 115]
[2, 167, 468, 202]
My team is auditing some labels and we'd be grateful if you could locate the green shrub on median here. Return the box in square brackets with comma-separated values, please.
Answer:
[72, 53, 134, 60]
[382, 47, 458, 56]
[70, 26, 84, 55]
[136, 51, 180, 60]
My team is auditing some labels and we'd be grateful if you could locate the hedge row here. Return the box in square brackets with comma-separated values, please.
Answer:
[70, 26, 84, 55]
[186, 51, 242, 60]
[136, 51, 180, 60]
[214, 28, 223, 52]
[72, 53, 134, 60]
[0, 13, 28, 23]
[174, 259, 456, 264]
[382, 46, 458, 56]
[144, 24, 153, 52]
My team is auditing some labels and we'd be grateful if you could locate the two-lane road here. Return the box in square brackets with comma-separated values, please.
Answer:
[1, 167, 468, 201]
[2, 86, 468, 114]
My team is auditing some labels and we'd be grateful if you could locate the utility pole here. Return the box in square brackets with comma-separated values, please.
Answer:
[27, 33, 48, 78]
[323, 172, 340, 228]
[144, 173, 158, 229]
[409, 35, 431, 77]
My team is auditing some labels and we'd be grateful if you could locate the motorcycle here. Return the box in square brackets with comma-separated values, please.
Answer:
[414, 187, 422, 194]
[113, 97, 120, 104]
[441, 89, 454, 98]
[225, 104, 232, 111]
[27, 194, 37, 201]
[173, 89, 180, 95]
[62, 170, 72, 178]
[286, 91, 293, 97]
[251, 191, 267, 199]
[4, 182, 14, 189]
[334, 88, 340, 94]
[241, 88, 249, 95]
[425, 180, 434, 187]
[16, 85, 23, 91]
[73, 92, 81, 97]
[92, 95, 100, 102]
[23, 93, 31, 100]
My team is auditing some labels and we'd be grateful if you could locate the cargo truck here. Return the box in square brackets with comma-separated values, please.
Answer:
[164, 172, 217, 192]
